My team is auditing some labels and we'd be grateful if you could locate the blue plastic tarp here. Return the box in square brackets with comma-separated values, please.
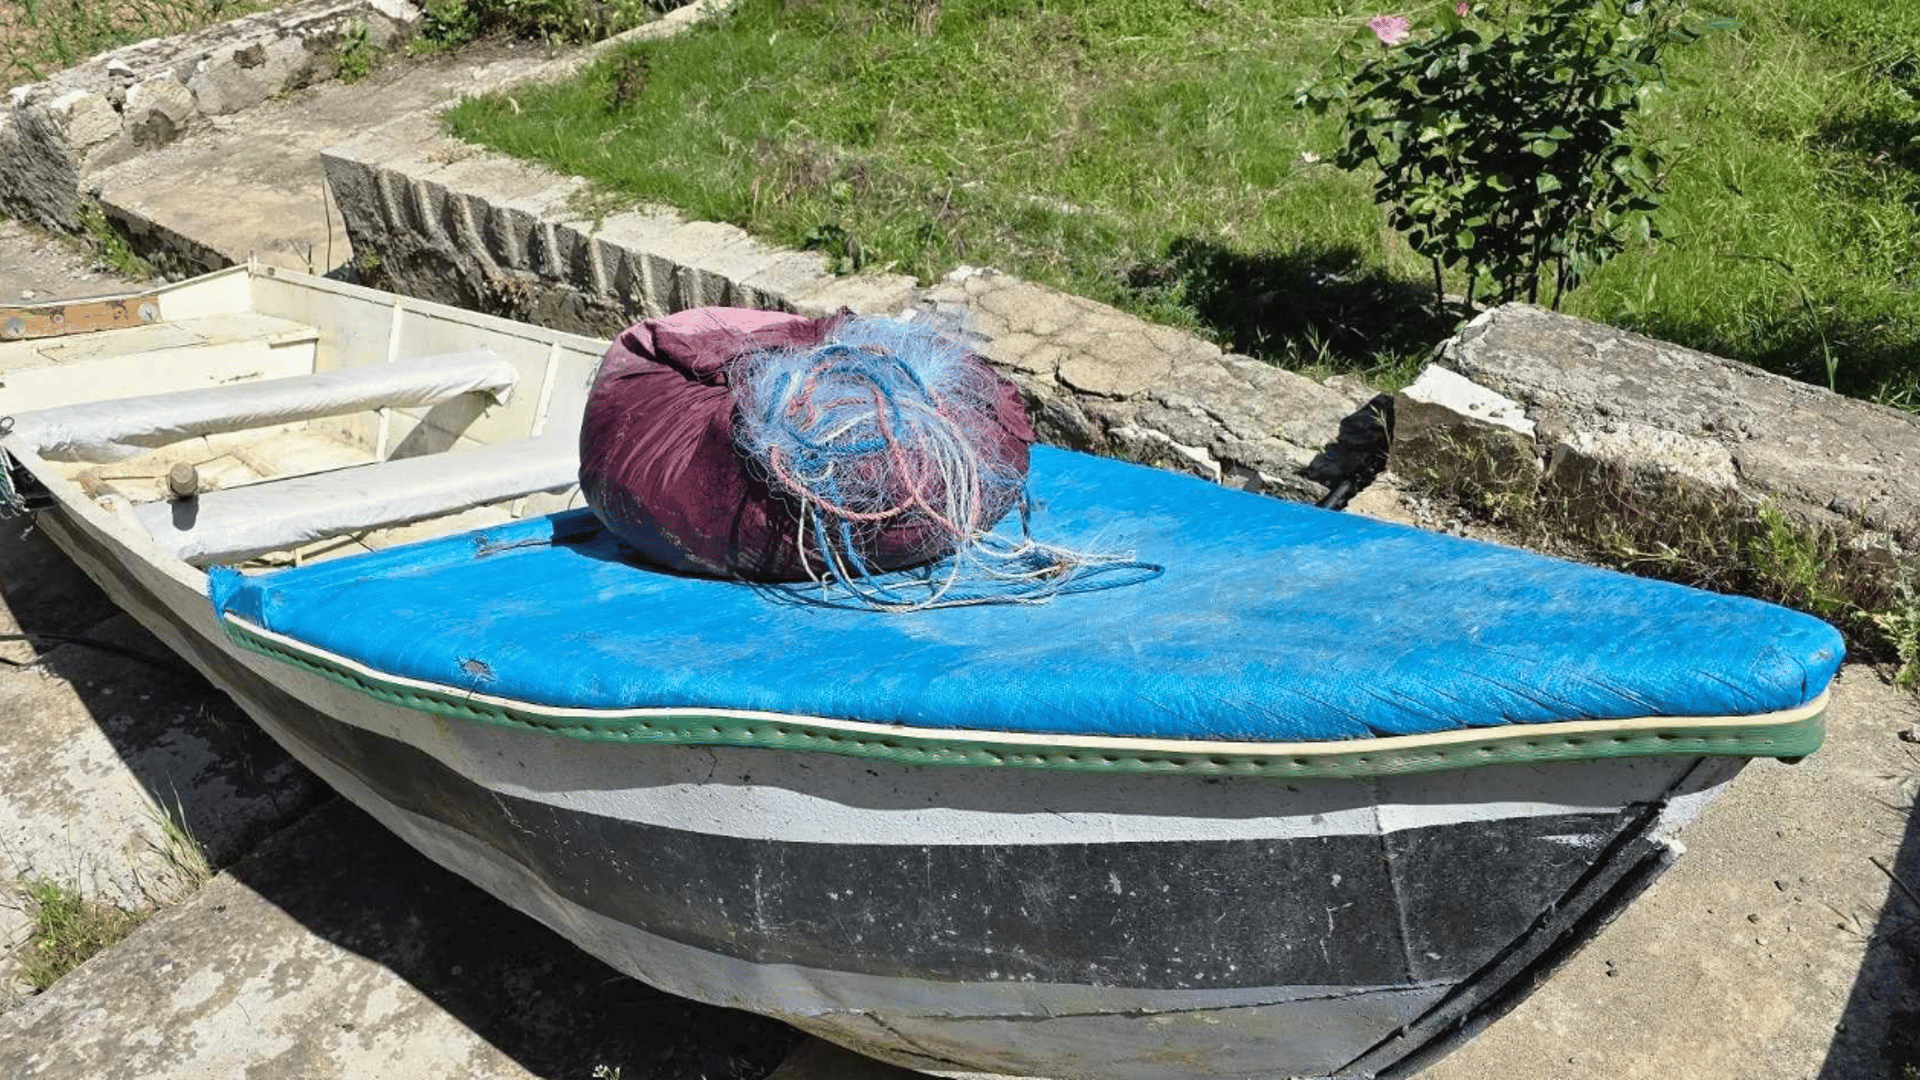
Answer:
[212, 447, 1844, 743]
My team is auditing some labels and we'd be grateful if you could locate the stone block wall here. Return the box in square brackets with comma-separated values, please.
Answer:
[0, 0, 420, 231]
[1396, 305, 1920, 583]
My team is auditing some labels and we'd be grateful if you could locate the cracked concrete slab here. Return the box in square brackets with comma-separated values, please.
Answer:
[0, 218, 139, 306]
[0, 522, 329, 1004]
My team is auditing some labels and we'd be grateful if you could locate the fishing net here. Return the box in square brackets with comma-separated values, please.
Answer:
[732, 317, 1160, 610]
[578, 307, 1160, 611]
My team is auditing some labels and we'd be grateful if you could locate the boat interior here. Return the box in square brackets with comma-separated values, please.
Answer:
[2, 265, 604, 571]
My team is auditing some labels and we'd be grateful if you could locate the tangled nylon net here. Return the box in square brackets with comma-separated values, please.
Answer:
[731, 317, 1161, 611]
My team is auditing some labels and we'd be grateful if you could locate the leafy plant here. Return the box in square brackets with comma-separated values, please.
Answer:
[416, 0, 484, 50]
[336, 19, 376, 84]
[1298, 0, 1730, 310]
[415, 0, 665, 49]
[1873, 580, 1920, 690]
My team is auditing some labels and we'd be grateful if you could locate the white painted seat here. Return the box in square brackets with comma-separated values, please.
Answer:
[11, 350, 519, 463]
[134, 436, 579, 564]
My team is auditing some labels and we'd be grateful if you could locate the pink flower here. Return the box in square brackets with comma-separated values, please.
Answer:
[1456, 1, 1470, 14]
[1368, 14, 1411, 46]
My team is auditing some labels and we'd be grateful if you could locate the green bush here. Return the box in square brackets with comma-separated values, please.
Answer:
[418, 0, 669, 48]
[1297, 0, 1729, 310]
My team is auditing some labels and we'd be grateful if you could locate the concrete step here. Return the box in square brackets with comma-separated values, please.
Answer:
[90, 42, 560, 277]
[0, 798, 801, 1079]
[0, 522, 330, 1000]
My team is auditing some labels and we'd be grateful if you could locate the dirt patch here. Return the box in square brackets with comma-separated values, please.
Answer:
[0, 218, 143, 302]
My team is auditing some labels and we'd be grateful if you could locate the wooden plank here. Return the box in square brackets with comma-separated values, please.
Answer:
[0, 294, 162, 341]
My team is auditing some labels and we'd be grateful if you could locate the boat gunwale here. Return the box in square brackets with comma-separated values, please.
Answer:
[220, 612, 1830, 780]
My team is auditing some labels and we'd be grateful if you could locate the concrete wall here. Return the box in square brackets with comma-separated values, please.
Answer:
[1395, 306, 1920, 588]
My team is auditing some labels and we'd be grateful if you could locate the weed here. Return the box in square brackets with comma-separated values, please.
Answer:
[145, 793, 213, 897]
[13, 879, 146, 992]
[78, 204, 151, 279]
[349, 247, 388, 289]
[1748, 503, 1856, 623]
[1872, 580, 1920, 690]
[414, 0, 667, 51]
[605, 49, 651, 114]
[1398, 426, 1901, 657]
[335, 20, 376, 84]
[416, 0, 484, 51]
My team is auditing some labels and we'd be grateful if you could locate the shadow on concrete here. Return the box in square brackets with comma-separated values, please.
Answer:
[1818, 748, 1920, 1080]
[0, 518, 321, 871]
[0, 520, 797, 1078]
[229, 798, 801, 1079]
[1121, 238, 1457, 372]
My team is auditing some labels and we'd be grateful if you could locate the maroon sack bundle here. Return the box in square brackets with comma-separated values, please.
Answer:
[578, 307, 1034, 582]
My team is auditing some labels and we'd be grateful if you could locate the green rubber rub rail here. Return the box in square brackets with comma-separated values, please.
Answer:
[223, 617, 1828, 781]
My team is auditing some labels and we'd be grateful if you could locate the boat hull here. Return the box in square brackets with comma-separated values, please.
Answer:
[34, 499, 1740, 1080]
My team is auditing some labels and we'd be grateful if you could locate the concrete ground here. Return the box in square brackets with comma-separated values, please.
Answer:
[2, 212, 1917, 1079]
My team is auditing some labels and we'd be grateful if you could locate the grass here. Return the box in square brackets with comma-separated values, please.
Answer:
[1, 0, 273, 88]
[78, 204, 153, 279]
[445, 0, 1920, 404]
[2, 795, 212, 996]
[12, 879, 147, 992]
[146, 794, 214, 896]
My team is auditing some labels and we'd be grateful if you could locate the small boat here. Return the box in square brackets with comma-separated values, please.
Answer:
[1, 265, 1841, 1080]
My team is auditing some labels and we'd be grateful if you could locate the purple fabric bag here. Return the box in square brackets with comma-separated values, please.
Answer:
[578, 307, 1034, 582]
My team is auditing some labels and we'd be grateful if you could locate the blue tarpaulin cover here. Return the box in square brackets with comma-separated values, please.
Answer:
[211, 447, 1843, 743]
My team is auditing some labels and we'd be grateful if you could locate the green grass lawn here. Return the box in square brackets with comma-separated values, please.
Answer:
[445, 0, 1920, 405]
